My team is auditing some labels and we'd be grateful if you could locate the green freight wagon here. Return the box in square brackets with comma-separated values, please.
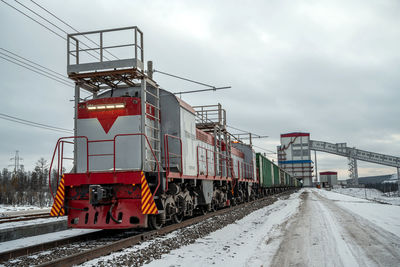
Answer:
[273, 164, 280, 185]
[256, 153, 274, 187]
[279, 169, 285, 185]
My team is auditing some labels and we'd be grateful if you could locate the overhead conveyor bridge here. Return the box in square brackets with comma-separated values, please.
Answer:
[309, 140, 400, 168]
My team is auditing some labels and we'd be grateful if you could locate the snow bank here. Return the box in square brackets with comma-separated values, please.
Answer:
[316, 189, 400, 238]
[0, 205, 50, 215]
[332, 187, 400, 206]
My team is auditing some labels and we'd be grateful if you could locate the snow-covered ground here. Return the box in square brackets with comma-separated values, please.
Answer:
[332, 187, 400, 205]
[80, 191, 303, 267]
[0, 228, 99, 253]
[143, 191, 303, 267]
[79, 188, 400, 267]
[270, 189, 400, 266]
[3, 189, 399, 267]
[0, 205, 50, 217]
[0, 216, 65, 230]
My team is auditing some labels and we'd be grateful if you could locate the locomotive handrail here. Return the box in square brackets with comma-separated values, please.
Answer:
[242, 162, 254, 180]
[48, 136, 89, 200]
[114, 133, 161, 196]
[196, 146, 232, 178]
[163, 134, 183, 178]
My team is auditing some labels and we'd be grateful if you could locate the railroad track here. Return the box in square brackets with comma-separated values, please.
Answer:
[0, 190, 296, 267]
[0, 213, 52, 224]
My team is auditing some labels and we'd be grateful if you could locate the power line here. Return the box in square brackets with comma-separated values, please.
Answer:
[29, 0, 118, 60]
[252, 144, 277, 154]
[173, 86, 231, 96]
[227, 125, 248, 133]
[0, 48, 66, 79]
[154, 69, 217, 88]
[0, 112, 72, 132]
[1, 0, 98, 60]
[1, 0, 66, 40]
[0, 50, 71, 84]
[15, 0, 69, 36]
[13, 0, 99, 60]
[0, 112, 73, 134]
[0, 48, 92, 96]
[0, 55, 73, 88]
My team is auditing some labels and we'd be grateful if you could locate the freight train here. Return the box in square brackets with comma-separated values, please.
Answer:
[48, 26, 299, 230]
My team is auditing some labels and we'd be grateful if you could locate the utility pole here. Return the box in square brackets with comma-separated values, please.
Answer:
[9, 150, 23, 174]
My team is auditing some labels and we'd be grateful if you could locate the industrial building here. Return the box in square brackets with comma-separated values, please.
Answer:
[278, 132, 313, 186]
[320, 171, 338, 187]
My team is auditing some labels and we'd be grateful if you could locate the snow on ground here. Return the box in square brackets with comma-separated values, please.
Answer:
[0, 205, 50, 217]
[79, 191, 303, 267]
[91, 188, 399, 267]
[332, 187, 400, 206]
[317, 189, 400, 238]
[0, 228, 99, 253]
[142, 191, 303, 267]
[0, 216, 65, 230]
[4, 189, 398, 266]
[270, 189, 400, 266]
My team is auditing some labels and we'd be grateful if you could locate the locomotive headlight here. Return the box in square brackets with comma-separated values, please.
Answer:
[87, 103, 125, 110]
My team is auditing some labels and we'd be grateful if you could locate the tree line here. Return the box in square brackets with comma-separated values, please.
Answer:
[0, 158, 59, 207]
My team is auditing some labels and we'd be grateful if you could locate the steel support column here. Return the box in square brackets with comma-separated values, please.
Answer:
[314, 150, 318, 184]
[397, 167, 400, 197]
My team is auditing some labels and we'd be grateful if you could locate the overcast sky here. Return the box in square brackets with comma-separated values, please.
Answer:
[0, 0, 399, 180]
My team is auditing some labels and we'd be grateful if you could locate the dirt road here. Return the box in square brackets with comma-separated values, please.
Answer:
[271, 190, 400, 267]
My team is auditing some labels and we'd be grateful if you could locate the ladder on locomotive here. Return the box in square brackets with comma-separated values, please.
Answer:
[143, 83, 161, 173]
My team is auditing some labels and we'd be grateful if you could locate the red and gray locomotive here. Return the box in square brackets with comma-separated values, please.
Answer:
[48, 27, 258, 229]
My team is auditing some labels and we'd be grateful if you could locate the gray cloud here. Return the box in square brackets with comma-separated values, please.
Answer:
[0, 0, 399, 178]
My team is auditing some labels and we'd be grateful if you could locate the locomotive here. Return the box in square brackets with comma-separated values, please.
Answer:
[49, 26, 297, 230]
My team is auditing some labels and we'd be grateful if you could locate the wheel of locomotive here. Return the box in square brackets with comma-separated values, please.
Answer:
[148, 214, 163, 230]
[245, 191, 250, 202]
[211, 198, 218, 211]
[200, 205, 208, 215]
[172, 212, 184, 223]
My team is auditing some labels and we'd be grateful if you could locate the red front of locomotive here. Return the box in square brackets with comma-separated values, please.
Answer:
[50, 95, 161, 229]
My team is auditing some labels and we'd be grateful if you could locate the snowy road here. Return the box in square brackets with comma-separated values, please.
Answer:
[139, 189, 400, 267]
[272, 189, 400, 267]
